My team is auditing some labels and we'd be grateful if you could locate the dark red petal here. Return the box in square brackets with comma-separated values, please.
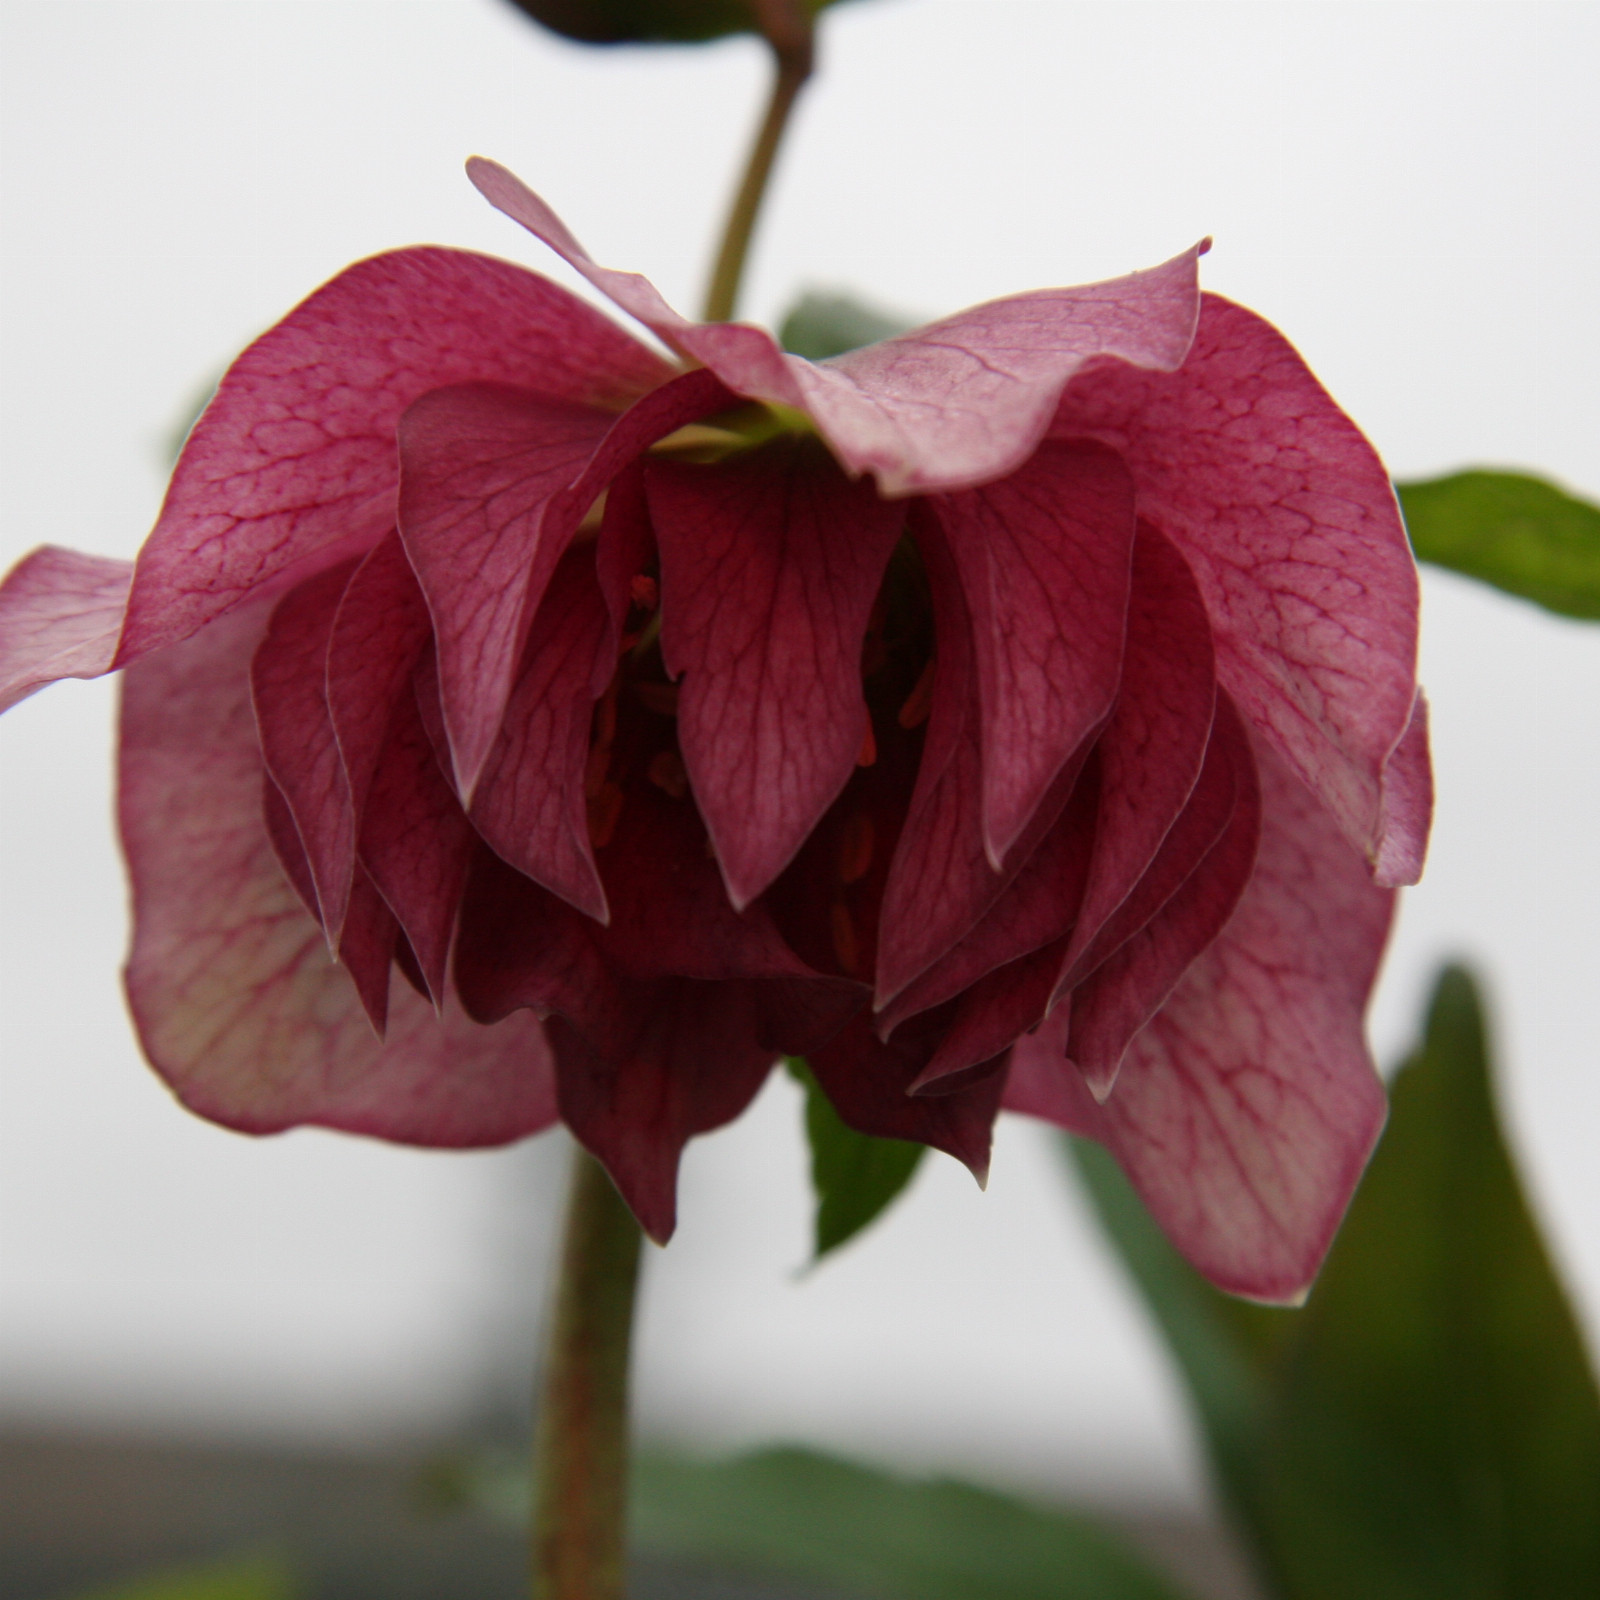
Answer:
[1061, 520, 1216, 969]
[249, 560, 360, 935]
[1006, 734, 1392, 1303]
[647, 438, 906, 908]
[807, 1011, 1004, 1184]
[1055, 295, 1425, 879]
[358, 684, 476, 1005]
[397, 384, 614, 796]
[326, 530, 433, 816]
[1067, 696, 1263, 1098]
[336, 865, 404, 1035]
[469, 551, 612, 921]
[875, 511, 1084, 1006]
[114, 249, 669, 667]
[0, 546, 132, 711]
[120, 604, 557, 1147]
[931, 439, 1137, 865]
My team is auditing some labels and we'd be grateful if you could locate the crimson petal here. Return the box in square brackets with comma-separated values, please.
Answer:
[931, 439, 1137, 865]
[1007, 734, 1392, 1302]
[250, 560, 360, 936]
[116, 249, 669, 666]
[648, 438, 906, 907]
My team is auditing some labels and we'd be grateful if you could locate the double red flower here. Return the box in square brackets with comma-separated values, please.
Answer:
[0, 161, 1429, 1300]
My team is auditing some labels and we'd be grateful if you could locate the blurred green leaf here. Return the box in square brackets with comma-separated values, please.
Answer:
[1398, 470, 1600, 619]
[633, 1444, 1196, 1600]
[65, 1554, 296, 1600]
[500, 0, 849, 48]
[1072, 964, 1600, 1599]
[787, 1057, 926, 1258]
[779, 291, 916, 360]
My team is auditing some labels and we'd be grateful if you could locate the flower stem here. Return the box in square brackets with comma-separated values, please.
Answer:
[531, 1146, 644, 1600]
[700, 2, 816, 324]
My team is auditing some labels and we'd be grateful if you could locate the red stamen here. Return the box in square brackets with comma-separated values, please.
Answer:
[838, 812, 875, 885]
[856, 720, 877, 768]
[897, 656, 936, 729]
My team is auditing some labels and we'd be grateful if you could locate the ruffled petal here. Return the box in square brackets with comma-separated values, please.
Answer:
[115, 248, 670, 666]
[1006, 733, 1392, 1302]
[120, 604, 557, 1147]
[928, 439, 1137, 865]
[396, 384, 614, 796]
[1067, 693, 1262, 1098]
[469, 549, 612, 921]
[1055, 295, 1425, 879]
[326, 529, 434, 816]
[468, 159, 1203, 496]
[648, 437, 906, 907]
[249, 560, 360, 935]
[0, 546, 132, 711]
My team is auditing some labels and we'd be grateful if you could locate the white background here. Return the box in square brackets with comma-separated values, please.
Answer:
[2, 0, 1597, 1517]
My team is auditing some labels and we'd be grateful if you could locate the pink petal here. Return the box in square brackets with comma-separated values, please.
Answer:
[326, 529, 434, 816]
[469, 159, 1204, 495]
[1374, 690, 1432, 887]
[1067, 694, 1263, 1098]
[357, 682, 477, 1004]
[1054, 296, 1424, 878]
[930, 439, 1137, 865]
[1007, 733, 1393, 1302]
[249, 560, 360, 935]
[396, 384, 614, 796]
[648, 438, 906, 907]
[120, 604, 557, 1147]
[470, 551, 612, 922]
[115, 248, 670, 666]
[1061, 521, 1216, 968]
[0, 546, 132, 711]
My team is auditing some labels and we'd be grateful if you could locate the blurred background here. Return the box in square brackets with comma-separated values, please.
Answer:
[1, 0, 1597, 1590]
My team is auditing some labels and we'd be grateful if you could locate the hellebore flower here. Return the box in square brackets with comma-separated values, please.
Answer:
[0, 159, 1430, 1301]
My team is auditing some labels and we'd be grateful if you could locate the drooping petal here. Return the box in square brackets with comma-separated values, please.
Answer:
[1067, 696, 1263, 1099]
[249, 560, 360, 935]
[930, 438, 1137, 865]
[469, 550, 612, 921]
[648, 437, 906, 907]
[469, 158, 1204, 496]
[1374, 690, 1432, 888]
[1054, 295, 1425, 879]
[0, 547, 132, 711]
[120, 604, 557, 1146]
[396, 384, 614, 796]
[1061, 520, 1216, 968]
[874, 511, 1086, 1007]
[1007, 734, 1392, 1302]
[357, 683, 477, 1004]
[808, 1010, 1004, 1183]
[114, 248, 670, 666]
[326, 529, 434, 816]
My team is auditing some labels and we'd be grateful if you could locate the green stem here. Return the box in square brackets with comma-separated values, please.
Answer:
[700, 8, 816, 324]
[532, 1146, 644, 1600]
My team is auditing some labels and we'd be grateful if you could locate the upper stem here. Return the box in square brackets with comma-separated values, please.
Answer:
[532, 1146, 644, 1600]
[700, 4, 816, 324]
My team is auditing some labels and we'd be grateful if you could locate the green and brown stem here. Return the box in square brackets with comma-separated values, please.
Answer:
[700, 0, 817, 323]
[531, 1147, 644, 1600]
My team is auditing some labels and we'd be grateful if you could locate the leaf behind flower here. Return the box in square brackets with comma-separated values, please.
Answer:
[1399, 470, 1600, 619]
[1070, 964, 1600, 1599]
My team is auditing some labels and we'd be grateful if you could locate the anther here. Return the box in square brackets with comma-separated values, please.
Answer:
[629, 574, 659, 611]
[856, 721, 877, 768]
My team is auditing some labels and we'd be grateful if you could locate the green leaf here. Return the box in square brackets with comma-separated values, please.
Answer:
[633, 1445, 1197, 1600]
[1071, 964, 1600, 1600]
[1398, 470, 1600, 619]
[786, 1057, 926, 1258]
[64, 1554, 296, 1600]
[500, 0, 848, 48]
[778, 291, 917, 361]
